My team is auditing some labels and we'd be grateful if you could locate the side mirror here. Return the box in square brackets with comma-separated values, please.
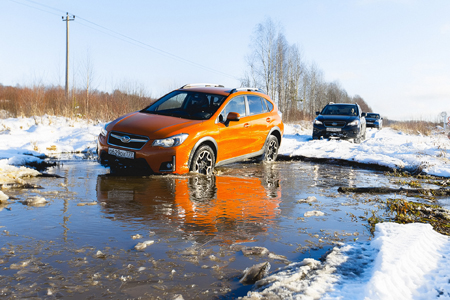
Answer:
[226, 112, 240, 122]
[361, 112, 366, 117]
[225, 112, 240, 127]
[315, 111, 320, 115]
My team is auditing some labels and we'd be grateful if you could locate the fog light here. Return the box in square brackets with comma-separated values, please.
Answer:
[159, 156, 176, 172]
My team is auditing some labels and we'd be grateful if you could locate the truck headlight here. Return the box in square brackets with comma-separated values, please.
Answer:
[153, 133, 189, 148]
[100, 122, 110, 137]
[348, 120, 359, 126]
[313, 119, 322, 125]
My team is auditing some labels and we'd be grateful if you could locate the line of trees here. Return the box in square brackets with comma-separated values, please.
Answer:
[241, 18, 372, 122]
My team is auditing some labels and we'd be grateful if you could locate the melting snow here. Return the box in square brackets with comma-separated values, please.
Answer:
[1, 116, 449, 298]
[243, 223, 450, 300]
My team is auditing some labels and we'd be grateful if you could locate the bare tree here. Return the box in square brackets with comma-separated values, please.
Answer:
[353, 95, 372, 112]
[242, 18, 367, 122]
[83, 51, 95, 118]
[246, 17, 279, 98]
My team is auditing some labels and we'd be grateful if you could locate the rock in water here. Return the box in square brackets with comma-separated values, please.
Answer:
[304, 210, 324, 217]
[240, 262, 270, 284]
[241, 246, 269, 256]
[0, 191, 9, 202]
[24, 196, 47, 206]
[134, 240, 154, 250]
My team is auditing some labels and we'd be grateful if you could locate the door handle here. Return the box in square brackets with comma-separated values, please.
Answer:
[244, 123, 250, 128]
[266, 117, 271, 122]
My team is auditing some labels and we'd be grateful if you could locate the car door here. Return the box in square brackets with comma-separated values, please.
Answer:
[245, 95, 270, 153]
[216, 96, 253, 162]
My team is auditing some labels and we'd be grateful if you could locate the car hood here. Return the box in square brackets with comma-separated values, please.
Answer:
[108, 112, 203, 139]
[316, 115, 360, 122]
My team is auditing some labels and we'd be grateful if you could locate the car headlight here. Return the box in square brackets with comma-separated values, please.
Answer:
[347, 120, 359, 126]
[152, 133, 189, 148]
[100, 122, 110, 137]
[313, 119, 322, 125]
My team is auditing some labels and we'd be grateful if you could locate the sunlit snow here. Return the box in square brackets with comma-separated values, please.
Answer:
[280, 124, 450, 177]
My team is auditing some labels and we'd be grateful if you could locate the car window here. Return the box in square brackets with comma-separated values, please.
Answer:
[157, 92, 187, 110]
[367, 113, 380, 119]
[265, 99, 273, 112]
[219, 96, 246, 121]
[143, 91, 226, 120]
[247, 95, 265, 115]
[322, 105, 358, 116]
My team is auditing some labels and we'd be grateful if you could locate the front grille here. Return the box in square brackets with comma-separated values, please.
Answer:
[324, 121, 346, 127]
[108, 131, 149, 150]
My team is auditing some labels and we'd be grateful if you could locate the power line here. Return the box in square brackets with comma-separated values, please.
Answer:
[9, 0, 238, 80]
[75, 16, 237, 79]
[8, 0, 63, 17]
[24, 0, 65, 14]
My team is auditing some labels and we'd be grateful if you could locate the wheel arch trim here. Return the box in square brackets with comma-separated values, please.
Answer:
[187, 136, 218, 169]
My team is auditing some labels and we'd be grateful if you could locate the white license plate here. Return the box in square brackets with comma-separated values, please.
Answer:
[108, 147, 135, 159]
[326, 127, 341, 132]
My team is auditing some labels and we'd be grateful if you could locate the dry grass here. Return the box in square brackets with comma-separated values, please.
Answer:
[388, 120, 438, 136]
[0, 84, 156, 121]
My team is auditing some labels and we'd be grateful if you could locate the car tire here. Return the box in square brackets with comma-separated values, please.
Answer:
[190, 145, 215, 175]
[312, 134, 319, 140]
[261, 135, 279, 162]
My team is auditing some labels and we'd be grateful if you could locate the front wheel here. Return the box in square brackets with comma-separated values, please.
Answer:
[190, 145, 215, 175]
[261, 135, 279, 162]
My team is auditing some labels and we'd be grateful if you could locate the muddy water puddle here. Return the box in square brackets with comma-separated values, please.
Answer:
[0, 160, 437, 299]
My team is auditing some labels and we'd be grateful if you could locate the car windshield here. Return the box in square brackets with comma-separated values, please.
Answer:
[366, 113, 380, 119]
[321, 105, 358, 116]
[141, 91, 227, 120]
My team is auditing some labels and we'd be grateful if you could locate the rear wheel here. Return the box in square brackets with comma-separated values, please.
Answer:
[190, 145, 215, 175]
[261, 135, 279, 162]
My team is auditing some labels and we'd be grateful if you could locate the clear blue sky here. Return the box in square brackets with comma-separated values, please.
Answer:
[1, 0, 450, 121]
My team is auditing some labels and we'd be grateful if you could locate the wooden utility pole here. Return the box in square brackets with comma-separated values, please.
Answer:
[62, 12, 75, 99]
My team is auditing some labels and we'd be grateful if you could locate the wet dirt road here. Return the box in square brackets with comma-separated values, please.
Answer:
[0, 159, 436, 299]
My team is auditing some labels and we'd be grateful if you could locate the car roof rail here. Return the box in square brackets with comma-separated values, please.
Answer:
[180, 83, 225, 89]
[229, 87, 265, 94]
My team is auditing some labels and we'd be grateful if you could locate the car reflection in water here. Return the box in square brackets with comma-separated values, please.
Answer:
[96, 172, 281, 245]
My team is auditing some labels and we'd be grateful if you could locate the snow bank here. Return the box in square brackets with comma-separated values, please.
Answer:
[0, 159, 40, 184]
[0, 115, 102, 157]
[0, 115, 103, 182]
[243, 223, 450, 300]
[279, 124, 450, 177]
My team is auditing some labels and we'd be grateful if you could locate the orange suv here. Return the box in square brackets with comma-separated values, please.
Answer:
[97, 83, 284, 175]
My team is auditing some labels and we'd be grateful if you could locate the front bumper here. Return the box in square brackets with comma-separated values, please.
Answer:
[313, 125, 361, 139]
[366, 122, 381, 128]
[97, 135, 191, 174]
